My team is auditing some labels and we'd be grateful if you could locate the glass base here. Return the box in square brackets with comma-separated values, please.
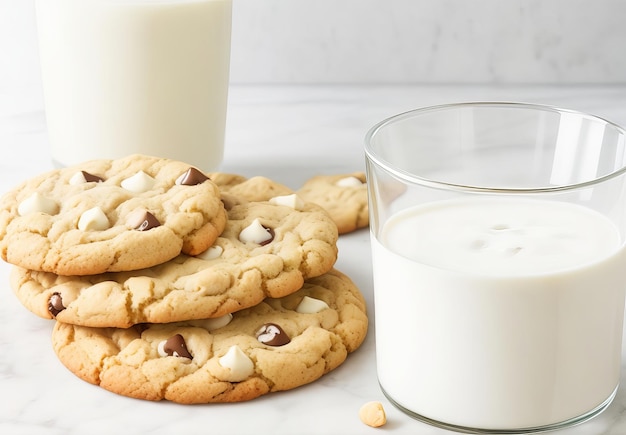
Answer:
[381, 384, 618, 434]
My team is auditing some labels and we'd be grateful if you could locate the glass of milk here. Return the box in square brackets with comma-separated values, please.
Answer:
[35, 0, 232, 171]
[365, 102, 626, 433]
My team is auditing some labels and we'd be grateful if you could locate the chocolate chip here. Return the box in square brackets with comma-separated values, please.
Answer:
[133, 211, 161, 231]
[255, 323, 291, 346]
[81, 171, 104, 183]
[162, 334, 193, 359]
[178, 167, 209, 186]
[48, 292, 65, 317]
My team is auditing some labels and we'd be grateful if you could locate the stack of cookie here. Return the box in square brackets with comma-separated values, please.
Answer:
[0, 154, 369, 404]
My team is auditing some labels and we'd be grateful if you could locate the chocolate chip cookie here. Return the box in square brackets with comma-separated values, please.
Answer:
[11, 197, 339, 327]
[208, 173, 294, 203]
[0, 154, 226, 275]
[51, 268, 368, 404]
[296, 172, 368, 234]
[209, 171, 368, 234]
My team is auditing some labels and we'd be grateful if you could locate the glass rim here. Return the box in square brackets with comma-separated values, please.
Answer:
[364, 101, 626, 194]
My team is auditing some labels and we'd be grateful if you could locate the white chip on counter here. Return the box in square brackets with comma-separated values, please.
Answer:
[269, 193, 305, 210]
[359, 401, 387, 428]
[17, 192, 59, 216]
[218, 345, 254, 382]
[296, 296, 330, 314]
[78, 206, 110, 231]
[121, 170, 156, 193]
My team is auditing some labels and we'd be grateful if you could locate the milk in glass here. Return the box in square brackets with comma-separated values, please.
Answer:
[36, 0, 232, 170]
[372, 197, 626, 429]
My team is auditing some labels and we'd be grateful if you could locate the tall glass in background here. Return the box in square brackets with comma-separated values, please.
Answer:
[365, 102, 626, 433]
[35, 0, 232, 171]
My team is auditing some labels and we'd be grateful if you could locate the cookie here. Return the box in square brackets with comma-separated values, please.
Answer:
[51, 268, 368, 404]
[296, 172, 368, 234]
[0, 154, 227, 275]
[209, 174, 294, 202]
[209, 172, 368, 234]
[208, 173, 297, 211]
[11, 198, 339, 327]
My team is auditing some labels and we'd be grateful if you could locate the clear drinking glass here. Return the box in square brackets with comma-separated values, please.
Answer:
[36, 0, 232, 171]
[365, 102, 626, 433]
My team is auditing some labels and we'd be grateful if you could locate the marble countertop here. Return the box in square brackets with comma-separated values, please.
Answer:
[3, 84, 626, 435]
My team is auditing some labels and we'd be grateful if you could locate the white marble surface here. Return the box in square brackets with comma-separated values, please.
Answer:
[4, 84, 626, 434]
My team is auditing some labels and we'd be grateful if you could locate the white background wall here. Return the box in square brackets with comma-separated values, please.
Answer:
[1, 0, 625, 106]
[229, 0, 626, 85]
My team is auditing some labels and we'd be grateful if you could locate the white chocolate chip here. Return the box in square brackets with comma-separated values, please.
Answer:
[255, 324, 290, 346]
[335, 176, 364, 187]
[69, 172, 87, 185]
[69, 171, 103, 185]
[174, 172, 186, 185]
[157, 340, 169, 358]
[78, 207, 110, 231]
[239, 218, 272, 244]
[218, 345, 254, 382]
[197, 245, 224, 260]
[269, 193, 305, 210]
[257, 324, 281, 343]
[17, 192, 59, 216]
[125, 208, 149, 229]
[121, 171, 156, 193]
[296, 296, 330, 314]
[189, 313, 233, 331]
[359, 401, 387, 428]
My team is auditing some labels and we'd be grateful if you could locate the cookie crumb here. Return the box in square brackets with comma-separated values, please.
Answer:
[359, 401, 386, 428]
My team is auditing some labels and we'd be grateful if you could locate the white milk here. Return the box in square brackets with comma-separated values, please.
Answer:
[36, 0, 231, 170]
[372, 197, 626, 430]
